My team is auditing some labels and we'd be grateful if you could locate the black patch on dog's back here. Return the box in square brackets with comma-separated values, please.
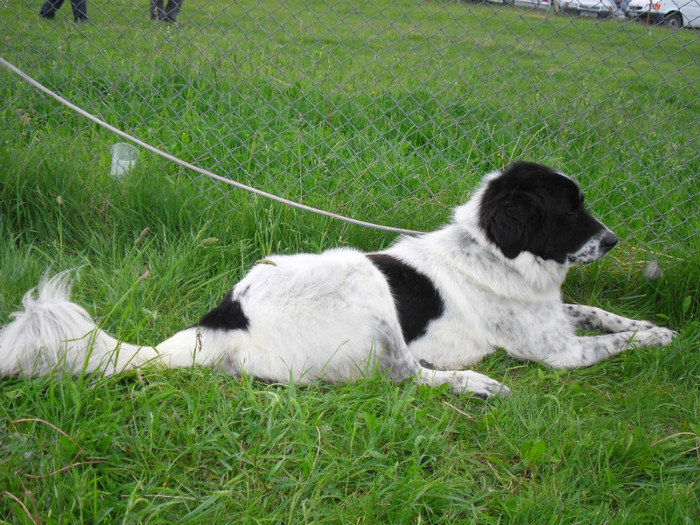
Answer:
[368, 254, 444, 344]
[197, 290, 250, 331]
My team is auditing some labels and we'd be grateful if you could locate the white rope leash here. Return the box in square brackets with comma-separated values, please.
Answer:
[1, 56, 424, 236]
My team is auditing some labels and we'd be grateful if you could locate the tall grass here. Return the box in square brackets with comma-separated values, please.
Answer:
[2, 0, 699, 248]
[1, 0, 699, 522]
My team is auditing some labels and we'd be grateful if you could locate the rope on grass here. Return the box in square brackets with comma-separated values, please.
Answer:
[1, 56, 424, 236]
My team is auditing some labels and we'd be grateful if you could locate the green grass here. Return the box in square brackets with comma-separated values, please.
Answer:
[2, 0, 699, 249]
[1, 0, 699, 522]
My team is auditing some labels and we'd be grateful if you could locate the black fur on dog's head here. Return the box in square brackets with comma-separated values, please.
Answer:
[478, 162, 617, 264]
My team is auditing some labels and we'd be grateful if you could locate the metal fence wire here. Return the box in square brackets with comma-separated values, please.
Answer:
[1, 0, 698, 260]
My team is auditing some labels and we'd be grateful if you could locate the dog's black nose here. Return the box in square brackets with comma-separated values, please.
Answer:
[601, 232, 618, 251]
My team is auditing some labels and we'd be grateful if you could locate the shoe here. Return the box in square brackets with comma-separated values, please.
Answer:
[39, 11, 56, 18]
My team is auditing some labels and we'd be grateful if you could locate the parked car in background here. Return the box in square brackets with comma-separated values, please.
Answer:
[558, 0, 620, 17]
[514, 0, 552, 8]
[614, 0, 630, 14]
[486, 0, 552, 9]
[627, 0, 700, 27]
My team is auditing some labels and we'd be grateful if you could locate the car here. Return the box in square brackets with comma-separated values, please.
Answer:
[614, 0, 631, 14]
[486, 0, 552, 10]
[626, 0, 700, 28]
[514, 0, 552, 8]
[558, 0, 620, 17]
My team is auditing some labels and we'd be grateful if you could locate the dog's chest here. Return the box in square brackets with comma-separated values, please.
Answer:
[408, 288, 565, 369]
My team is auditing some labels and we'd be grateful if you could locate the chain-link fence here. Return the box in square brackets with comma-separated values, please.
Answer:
[1, 0, 698, 260]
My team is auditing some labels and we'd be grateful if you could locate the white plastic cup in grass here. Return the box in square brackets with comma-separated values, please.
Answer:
[110, 142, 138, 179]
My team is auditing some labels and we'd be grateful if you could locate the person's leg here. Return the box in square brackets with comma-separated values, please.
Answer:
[163, 0, 184, 22]
[150, 0, 165, 20]
[39, 0, 65, 19]
[69, 0, 88, 21]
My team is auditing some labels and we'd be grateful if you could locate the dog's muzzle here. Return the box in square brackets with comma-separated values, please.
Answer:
[568, 230, 618, 264]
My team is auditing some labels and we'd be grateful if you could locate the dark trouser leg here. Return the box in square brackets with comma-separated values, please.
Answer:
[70, 0, 87, 20]
[164, 0, 184, 22]
[150, 0, 165, 20]
[39, 0, 64, 18]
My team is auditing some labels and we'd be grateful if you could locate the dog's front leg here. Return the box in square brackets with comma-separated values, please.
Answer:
[564, 304, 661, 333]
[536, 328, 677, 369]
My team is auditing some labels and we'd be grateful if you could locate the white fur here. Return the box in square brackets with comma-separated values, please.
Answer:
[0, 272, 161, 377]
[0, 168, 678, 398]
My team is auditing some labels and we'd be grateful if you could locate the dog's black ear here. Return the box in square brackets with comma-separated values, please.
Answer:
[480, 194, 543, 259]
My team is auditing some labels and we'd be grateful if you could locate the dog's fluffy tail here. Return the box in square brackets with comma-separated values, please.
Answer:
[0, 272, 160, 377]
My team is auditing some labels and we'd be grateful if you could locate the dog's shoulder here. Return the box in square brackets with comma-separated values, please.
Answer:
[382, 221, 565, 306]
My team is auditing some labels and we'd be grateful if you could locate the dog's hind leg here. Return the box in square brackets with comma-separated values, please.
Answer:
[377, 321, 510, 399]
[415, 367, 511, 399]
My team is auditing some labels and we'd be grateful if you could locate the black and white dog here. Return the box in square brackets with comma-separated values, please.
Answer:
[0, 162, 677, 398]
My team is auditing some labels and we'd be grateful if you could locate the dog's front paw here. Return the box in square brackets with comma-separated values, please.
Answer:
[636, 327, 678, 347]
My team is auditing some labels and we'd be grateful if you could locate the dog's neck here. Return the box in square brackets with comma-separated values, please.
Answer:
[387, 220, 568, 302]
[456, 224, 567, 294]
[454, 192, 570, 292]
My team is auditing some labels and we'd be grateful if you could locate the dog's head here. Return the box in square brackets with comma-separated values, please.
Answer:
[472, 161, 617, 265]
